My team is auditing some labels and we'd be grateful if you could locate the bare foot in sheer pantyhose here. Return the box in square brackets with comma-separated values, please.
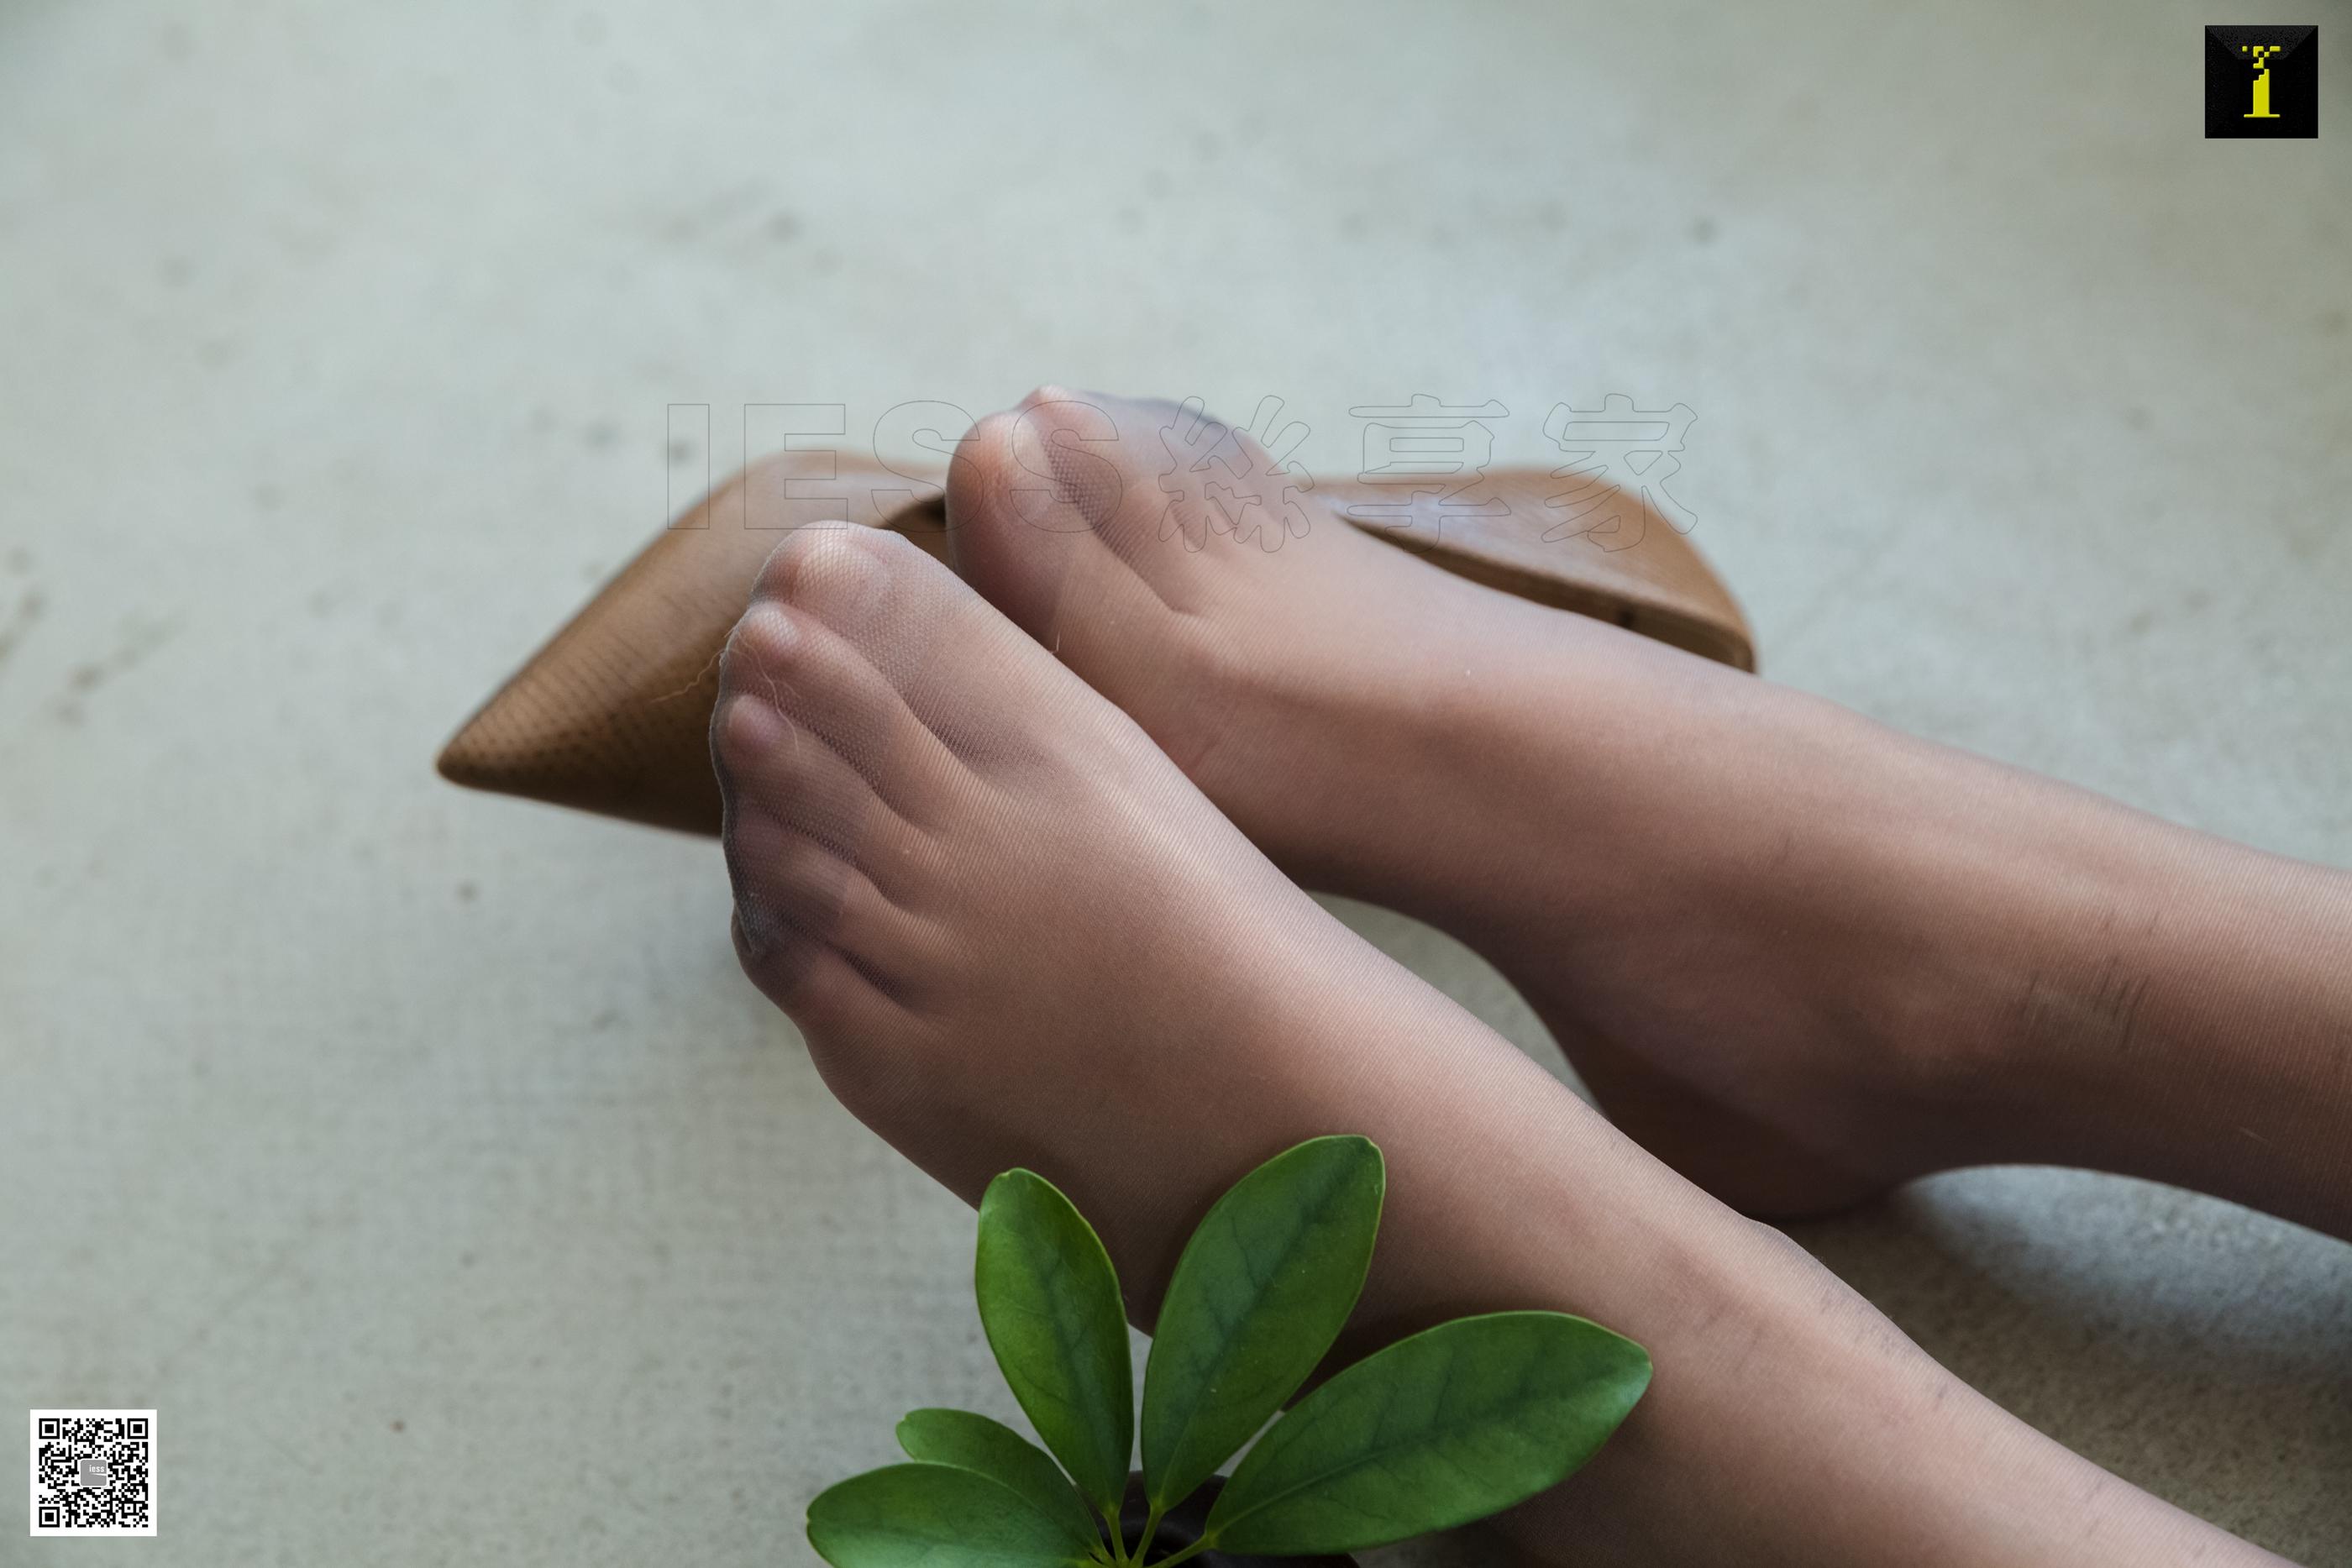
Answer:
[944, 389, 2352, 1238]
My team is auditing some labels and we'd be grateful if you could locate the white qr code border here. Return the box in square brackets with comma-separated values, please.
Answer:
[30, 1409, 157, 1537]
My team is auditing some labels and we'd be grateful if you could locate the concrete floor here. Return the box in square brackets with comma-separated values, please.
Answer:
[4, 1, 2348, 1562]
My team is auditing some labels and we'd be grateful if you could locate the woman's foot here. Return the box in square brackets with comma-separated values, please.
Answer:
[711, 518, 1572, 1287]
[941, 390, 1991, 1217]
[708, 527, 2265, 1566]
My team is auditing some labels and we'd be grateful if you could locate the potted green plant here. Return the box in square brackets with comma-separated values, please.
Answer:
[809, 1136, 1651, 1567]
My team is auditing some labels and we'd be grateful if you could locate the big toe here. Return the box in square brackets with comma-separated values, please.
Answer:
[947, 388, 1137, 633]
[747, 521, 1023, 717]
[948, 385, 1298, 638]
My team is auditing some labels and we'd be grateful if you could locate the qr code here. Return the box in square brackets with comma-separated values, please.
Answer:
[30, 1410, 155, 1536]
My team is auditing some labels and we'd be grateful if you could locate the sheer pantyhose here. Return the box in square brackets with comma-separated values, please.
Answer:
[711, 391, 2344, 1565]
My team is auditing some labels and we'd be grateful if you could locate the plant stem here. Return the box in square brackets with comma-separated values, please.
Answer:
[1095, 1500, 1129, 1568]
[1137, 1503, 1165, 1565]
[1144, 1534, 1215, 1568]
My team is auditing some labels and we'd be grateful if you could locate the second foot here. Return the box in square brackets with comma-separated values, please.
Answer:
[943, 390, 1989, 1218]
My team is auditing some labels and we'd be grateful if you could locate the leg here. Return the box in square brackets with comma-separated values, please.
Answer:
[944, 390, 2352, 1235]
[711, 526, 2284, 1565]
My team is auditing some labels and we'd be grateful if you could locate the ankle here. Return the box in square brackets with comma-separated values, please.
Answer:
[1489, 1168, 2230, 1565]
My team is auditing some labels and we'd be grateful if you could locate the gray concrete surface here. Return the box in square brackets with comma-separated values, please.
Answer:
[3, 1, 2348, 1562]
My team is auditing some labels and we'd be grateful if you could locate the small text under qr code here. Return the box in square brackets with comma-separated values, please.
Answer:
[30, 1410, 155, 1536]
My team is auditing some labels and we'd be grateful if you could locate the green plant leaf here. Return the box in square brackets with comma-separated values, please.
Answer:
[806, 1462, 1095, 1568]
[974, 1169, 1135, 1518]
[1204, 1310, 1651, 1555]
[1141, 1135, 1384, 1512]
[896, 1408, 1102, 1549]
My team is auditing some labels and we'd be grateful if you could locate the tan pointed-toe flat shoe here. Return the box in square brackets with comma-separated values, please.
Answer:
[438, 457, 1755, 835]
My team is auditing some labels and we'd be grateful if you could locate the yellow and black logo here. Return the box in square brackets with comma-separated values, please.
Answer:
[2205, 26, 2316, 137]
